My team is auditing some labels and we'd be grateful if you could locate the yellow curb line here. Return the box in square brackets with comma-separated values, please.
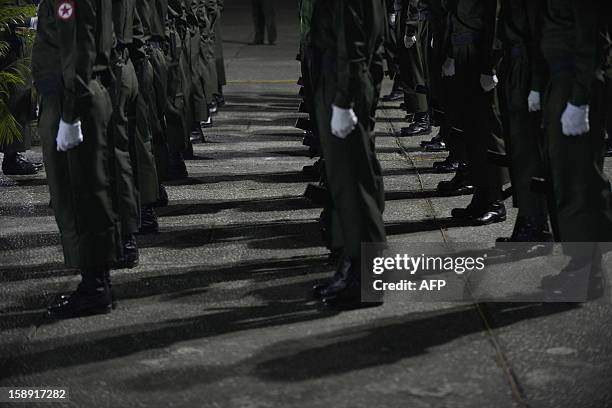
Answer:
[227, 79, 297, 84]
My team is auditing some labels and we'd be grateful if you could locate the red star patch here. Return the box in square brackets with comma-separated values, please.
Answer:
[57, 0, 75, 21]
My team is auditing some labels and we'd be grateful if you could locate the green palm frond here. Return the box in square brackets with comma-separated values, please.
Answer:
[0, 4, 37, 25]
[0, 101, 22, 146]
[0, 1, 35, 146]
[0, 41, 9, 58]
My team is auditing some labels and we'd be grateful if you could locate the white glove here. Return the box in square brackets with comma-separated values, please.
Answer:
[442, 58, 455, 77]
[331, 105, 358, 139]
[479, 74, 498, 92]
[561, 103, 590, 136]
[388, 13, 397, 28]
[404, 34, 417, 49]
[56, 119, 84, 152]
[527, 90, 541, 112]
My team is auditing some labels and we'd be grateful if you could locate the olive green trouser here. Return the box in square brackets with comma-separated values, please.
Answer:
[189, 26, 209, 125]
[543, 71, 612, 242]
[134, 58, 160, 206]
[606, 67, 612, 140]
[110, 56, 140, 235]
[165, 28, 189, 153]
[398, 7, 427, 113]
[39, 79, 120, 268]
[501, 50, 547, 221]
[449, 42, 507, 207]
[200, 35, 218, 105]
[314, 62, 386, 258]
[251, 0, 276, 44]
[214, 19, 226, 93]
[148, 44, 171, 181]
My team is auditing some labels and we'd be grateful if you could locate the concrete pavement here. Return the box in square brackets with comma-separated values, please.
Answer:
[1, 2, 612, 407]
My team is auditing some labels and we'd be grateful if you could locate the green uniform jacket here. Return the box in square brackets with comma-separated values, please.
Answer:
[498, 0, 545, 92]
[332, 0, 385, 109]
[444, 0, 498, 74]
[32, 0, 113, 123]
[541, 0, 601, 106]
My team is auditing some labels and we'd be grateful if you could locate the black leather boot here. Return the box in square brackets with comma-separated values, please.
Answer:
[167, 153, 188, 180]
[496, 216, 553, 242]
[115, 234, 139, 269]
[451, 201, 506, 225]
[48, 268, 113, 319]
[2, 152, 41, 175]
[437, 164, 474, 194]
[400, 112, 431, 137]
[313, 256, 353, 299]
[433, 158, 461, 173]
[139, 205, 159, 234]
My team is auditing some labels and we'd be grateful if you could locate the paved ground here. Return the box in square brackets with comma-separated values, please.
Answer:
[1, 2, 612, 407]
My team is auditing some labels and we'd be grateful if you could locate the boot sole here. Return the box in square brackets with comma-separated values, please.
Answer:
[113, 259, 139, 270]
[399, 129, 432, 138]
[48, 304, 112, 320]
[474, 214, 507, 226]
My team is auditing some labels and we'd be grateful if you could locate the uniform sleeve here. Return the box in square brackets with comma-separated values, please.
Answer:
[333, 0, 367, 109]
[569, 0, 599, 106]
[56, 0, 97, 123]
[526, 0, 545, 92]
[479, 0, 498, 74]
[130, 8, 147, 64]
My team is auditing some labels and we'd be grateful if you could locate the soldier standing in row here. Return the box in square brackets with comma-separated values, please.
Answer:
[34, 0, 119, 318]
[540, 0, 612, 243]
[310, 0, 387, 308]
[250, 0, 276, 45]
[109, 0, 145, 268]
[496, 0, 551, 242]
[442, 0, 507, 224]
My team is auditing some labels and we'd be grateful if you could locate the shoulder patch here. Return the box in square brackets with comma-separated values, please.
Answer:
[57, 0, 75, 21]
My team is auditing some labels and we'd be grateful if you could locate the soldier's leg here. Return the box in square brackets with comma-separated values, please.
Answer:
[134, 58, 161, 233]
[41, 81, 119, 317]
[315, 75, 386, 263]
[149, 45, 171, 182]
[190, 28, 210, 129]
[133, 59, 160, 206]
[606, 68, 612, 145]
[502, 56, 548, 239]
[214, 21, 227, 99]
[314, 73, 386, 302]
[110, 59, 140, 238]
[545, 74, 612, 242]
[451, 45, 505, 221]
[262, 0, 277, 44]
[402, 18, 431, 137]
[251, 0, 265, 44]
[204, 40, 219, 107]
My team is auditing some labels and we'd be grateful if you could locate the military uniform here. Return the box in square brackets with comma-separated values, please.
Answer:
[541, 0, 612, 242]
[497, 0, 549, 240]
[33, 0, 119, 317]
[310, 0, 387, 305]
[110, 0, 143, 260]
[444, 0, 508, 223]
[398, 0, 428, 119]
[138, 0, 168, 179]
[214, 0, 226, 98]
[250, 0, 276, 45]
[130, 10, 161, 209]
